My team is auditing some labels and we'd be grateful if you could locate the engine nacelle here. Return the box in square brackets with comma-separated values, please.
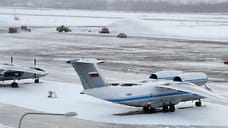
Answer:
[149, 71, 183, 80]
[173, 72, 207, 86]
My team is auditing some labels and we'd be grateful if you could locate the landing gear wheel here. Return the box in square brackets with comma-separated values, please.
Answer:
[143, 106, 155, 113]
[11, 82, 18, 88]
[143, 106, 149, 112]
[169, 105, 175, 112]
[195, 101, 202, 107]
[34, 79, 39, 83]
[162, 105, 169, 112]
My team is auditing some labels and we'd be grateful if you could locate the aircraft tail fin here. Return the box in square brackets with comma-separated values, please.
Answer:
[66, 58, 107, 90]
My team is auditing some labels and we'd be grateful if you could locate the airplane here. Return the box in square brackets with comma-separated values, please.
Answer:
[66, 58, 228, 112]
[0, 57, 48, 88]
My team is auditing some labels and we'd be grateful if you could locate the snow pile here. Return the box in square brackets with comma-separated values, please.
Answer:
[1, 8, 228, 42]
[108, 18, 153, 34]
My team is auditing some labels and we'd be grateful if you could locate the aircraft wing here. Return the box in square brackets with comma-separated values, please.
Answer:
[156, 81, 228, 104]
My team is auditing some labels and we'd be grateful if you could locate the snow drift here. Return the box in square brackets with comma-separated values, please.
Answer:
[108, 18, 153, 34]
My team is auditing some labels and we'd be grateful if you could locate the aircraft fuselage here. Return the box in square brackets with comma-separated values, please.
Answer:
[82, 81, 205, 108]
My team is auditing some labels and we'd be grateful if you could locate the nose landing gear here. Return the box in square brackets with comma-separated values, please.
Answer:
[195, 99, 202, 107]
[34, 78, 39, 83]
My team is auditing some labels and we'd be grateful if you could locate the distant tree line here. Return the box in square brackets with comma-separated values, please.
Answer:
[1, 0, 228, 12]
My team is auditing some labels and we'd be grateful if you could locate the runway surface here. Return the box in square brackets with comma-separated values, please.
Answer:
[0, 30, 228, 127]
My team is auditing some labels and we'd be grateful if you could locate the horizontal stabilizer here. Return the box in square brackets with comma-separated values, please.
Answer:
[66, 58, 104, 64]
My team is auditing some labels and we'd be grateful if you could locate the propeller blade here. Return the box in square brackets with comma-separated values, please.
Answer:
[11, 56, 13, 65]
[34, 59, 37, 67]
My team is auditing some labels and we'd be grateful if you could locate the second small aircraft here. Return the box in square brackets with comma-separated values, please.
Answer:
[0, 57, 48, 88]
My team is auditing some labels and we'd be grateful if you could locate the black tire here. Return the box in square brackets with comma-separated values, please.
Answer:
[162, 105, 169, 112]
[169, 105, 175, 112]
[11, 82, 19, 88]
[143, 106, 149, 112]
[195, 101, 202, 107]
[58, 29, 63, 32]
[143, 106, 155, 113]
[34, 79, 39, 83]
[64, 28, 69, 32]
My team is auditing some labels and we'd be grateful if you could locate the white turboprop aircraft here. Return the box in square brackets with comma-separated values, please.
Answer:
[0, 57, 48, 88]
[67, 58, 228, 112]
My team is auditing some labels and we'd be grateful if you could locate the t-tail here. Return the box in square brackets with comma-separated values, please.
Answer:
[66, 58, 107, 90]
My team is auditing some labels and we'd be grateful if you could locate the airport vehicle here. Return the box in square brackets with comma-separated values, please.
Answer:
[117, 32, 127, 38]
[224, 61, 228, 64]
[56, 25, 72, 32]
[0, 57, 48, 88]
[9, 26, 31, 33]
[21, 25, 31, 32]
[99, 27, 109, 33]
[67, 58, 228, 113]
[8, 27, 18, 33]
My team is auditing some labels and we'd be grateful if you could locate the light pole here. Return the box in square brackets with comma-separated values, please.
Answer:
[18, 112, 77, 128]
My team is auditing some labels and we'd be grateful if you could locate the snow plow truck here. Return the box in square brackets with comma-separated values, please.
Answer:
[56, 25, 72, 32]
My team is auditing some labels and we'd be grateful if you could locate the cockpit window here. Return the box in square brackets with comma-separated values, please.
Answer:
[110, 83, 141, 86]
[110, 83, 119, 86]
[121, 83, 139, 86]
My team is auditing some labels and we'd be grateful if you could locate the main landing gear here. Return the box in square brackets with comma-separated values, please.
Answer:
[10, 78, 40, 88]
[143, 104, 176, 113]
[162, 104, 175, 112]
[195, 99, 202, 107]
[11, 82, 18, 88]
[143, 104, 155, 113]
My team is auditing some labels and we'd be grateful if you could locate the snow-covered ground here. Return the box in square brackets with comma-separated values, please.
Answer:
[1, 7, 228, 42]
[0, 80, 228, 126]
[0, 124, 13, 128]
[0, 7, 228, 127]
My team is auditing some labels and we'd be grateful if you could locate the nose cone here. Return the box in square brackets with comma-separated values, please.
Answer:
[43, 72, 48, 76]
[31, 66, 48, 77]
[36, 71, 48, 77]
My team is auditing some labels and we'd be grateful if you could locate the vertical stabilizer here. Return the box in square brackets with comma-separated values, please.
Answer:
[66, 58, 107, 90]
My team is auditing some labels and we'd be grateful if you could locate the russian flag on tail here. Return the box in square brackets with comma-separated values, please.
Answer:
[89, 72, 99, 78]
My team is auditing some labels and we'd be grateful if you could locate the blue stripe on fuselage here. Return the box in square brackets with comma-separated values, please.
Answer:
[105, 92, 190, 103]
[184, 78, 207, 82]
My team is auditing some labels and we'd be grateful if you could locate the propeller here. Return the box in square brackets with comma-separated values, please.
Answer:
[34, 58, 37, 67]
[11, 56, 13, 65]
[33, 59, 37, 79]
